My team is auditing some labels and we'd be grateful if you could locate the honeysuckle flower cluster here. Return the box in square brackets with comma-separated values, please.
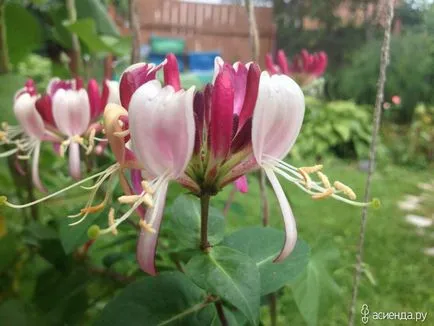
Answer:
[2, 53, 376, 276]
[0, 77, 120, 191]
[266, 49, 328, 87]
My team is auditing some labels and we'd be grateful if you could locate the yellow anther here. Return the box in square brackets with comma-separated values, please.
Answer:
[141, 180, 154, 195]
[312, 187, 335, 200]
[72, 135, 84, 144]
[139, 220, 156, 234]
[17, 155, 30, 160]
[80, 202, 105, 214]
[317, 171, 331, 189]
[300, 165, 323, 174]
[142, 193, 154, 208]
[0, 131, 6, 141]
[334, 181, 356, 200]
[86, 128, 96, 155]
[1, 122, 8, 130]
[108, 208, 118, 235]
[118, 195, 141, 204]
[113, 130, 130, 138]
[298, 168, 312, 189]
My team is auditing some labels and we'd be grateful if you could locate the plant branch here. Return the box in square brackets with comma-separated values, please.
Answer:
[66, 0, 81, 76]
[129, 0, 141, 64]
[215, 301, 228, 326]
[348, 1, 394, 325]
[200, 194, 211, 251]
[0, 0, 10, 74]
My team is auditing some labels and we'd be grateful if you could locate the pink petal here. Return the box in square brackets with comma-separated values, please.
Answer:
[264, 168, 297, 262]
[163, 53, 181, 91]
[130, 169, 143, 195]
[238, 63, 261, 129]
[119, 63, 158, 108]
[32, 142, 47, 192]
[232, 63, 248, 115]
[234, 175, 248, 193]
[209, 66, 234, 161]
[35, 95, 55, 127]
[69, 141, 81, 180]
[136, 179, 169, 275]
[193, 91, 205, 154]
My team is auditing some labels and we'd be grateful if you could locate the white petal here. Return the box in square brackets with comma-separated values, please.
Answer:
[252, 73, 305, 164]
[212, 56, 224, 84]
[136, 178, 169, 275]
[52, 89, 90, 136]
[265, 167, 297, 261]
[13, 93, 45, 139]
[106, 80, 120, 105]
[129, 81, 195, 178]
[69, 141, 81, 180]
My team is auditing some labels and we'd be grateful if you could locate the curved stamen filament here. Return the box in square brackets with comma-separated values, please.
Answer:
[3, 166, 116, 209]
[267, 162, 371, 207]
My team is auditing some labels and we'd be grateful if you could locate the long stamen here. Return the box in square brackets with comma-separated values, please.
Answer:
[270, 164, 372, 207]
[0, 148, 19, 158]
[2, 166, 116, 209]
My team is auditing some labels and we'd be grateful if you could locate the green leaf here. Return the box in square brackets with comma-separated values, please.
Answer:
[168, 195, 225, 249]
[224, 226, 309, 295]
[64, 19, 112, 54]
[5, 3, 43, 64]
[291, 242, 342, 326]
[185, 246, 260, 325]
[23, 222, 68, 269]
[0, 233, 18, 273]
[59, 207, 103, 254]
[48, 5, 73, 49]
[333, 124, 351, 141]
[0, 299, 27, 326]
[33, 267, 89, 325]
[76, 0, 119, 37]
[0, 73, 26, 121]
[95, 271, 217, 326]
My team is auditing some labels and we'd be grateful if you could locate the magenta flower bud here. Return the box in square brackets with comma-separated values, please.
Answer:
[277, 50, 289, 75]
[209, 65, 234, 162]
[163, 53, 181, 91]
[87, 79, 101, 120]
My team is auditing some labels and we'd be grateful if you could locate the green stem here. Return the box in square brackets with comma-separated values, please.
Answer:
[65, 0, 81, 76]
[0, 0, 10, 74]
[200, 194, 211, 251]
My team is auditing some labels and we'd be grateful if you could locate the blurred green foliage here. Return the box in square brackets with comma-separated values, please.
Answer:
[330, 33, 434, 122]
[292, 97, 372, 160]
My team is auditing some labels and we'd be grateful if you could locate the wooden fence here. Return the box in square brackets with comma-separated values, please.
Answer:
[131, 0, 275, 66]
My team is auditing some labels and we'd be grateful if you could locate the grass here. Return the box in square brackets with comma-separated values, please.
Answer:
[213, 157, 434, 326]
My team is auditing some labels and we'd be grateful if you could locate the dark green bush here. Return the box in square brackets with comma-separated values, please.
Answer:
[329, 32, 434, 123]
[292, 97, 372, 160]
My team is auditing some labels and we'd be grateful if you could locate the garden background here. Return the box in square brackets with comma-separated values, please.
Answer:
[0, 0, 433, 325]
